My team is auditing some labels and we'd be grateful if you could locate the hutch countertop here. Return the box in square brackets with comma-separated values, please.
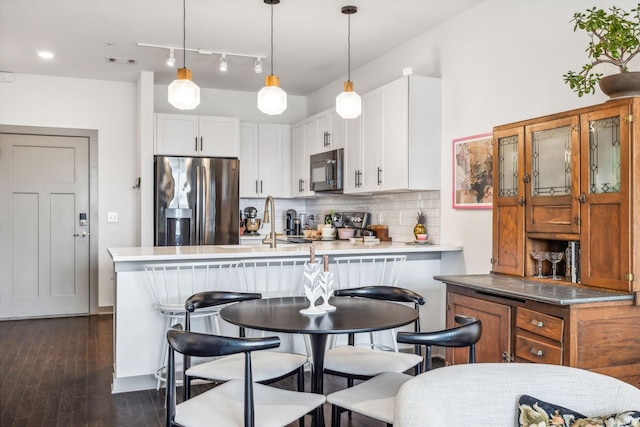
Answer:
[434, 274, 633, 305]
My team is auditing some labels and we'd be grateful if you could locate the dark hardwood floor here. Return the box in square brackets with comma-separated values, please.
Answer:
[1, 314, 429, 427]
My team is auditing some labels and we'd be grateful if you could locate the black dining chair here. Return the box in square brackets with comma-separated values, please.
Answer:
[165, 325, 325, 427]
[182, 291, 308, 401]
[323, 286, 426, 388]
[326, 315, 482, 427]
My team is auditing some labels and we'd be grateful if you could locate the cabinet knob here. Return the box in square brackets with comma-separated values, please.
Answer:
[523, 174, 530, 183]
[530, 348, 544, 357]
[577, 193, 586, 203]
[530, 319, 544, 328]
[518, 197, 526, 206]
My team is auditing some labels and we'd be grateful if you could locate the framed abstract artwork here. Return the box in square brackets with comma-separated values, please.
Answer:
[452, 133, 493, 209]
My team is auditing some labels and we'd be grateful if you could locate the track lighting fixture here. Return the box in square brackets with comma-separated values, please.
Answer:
[258, 0, 287, 115]
[336, 5, 361, 119]
[168, 0, 200, 110]
[219, 54, 228, 72]
[166, 48, 176, 67]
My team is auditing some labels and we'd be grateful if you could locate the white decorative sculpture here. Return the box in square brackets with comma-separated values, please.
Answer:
[317, 271, 336, 311]
[299, 261, 325, 315]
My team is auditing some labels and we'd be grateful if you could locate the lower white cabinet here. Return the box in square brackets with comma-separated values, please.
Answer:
[240, 123, 291, 198]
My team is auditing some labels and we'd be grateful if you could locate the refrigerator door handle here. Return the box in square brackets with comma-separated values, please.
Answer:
[195, 165, 201, 244]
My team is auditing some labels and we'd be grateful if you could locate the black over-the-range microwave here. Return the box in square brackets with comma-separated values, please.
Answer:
[310, 148, 344, 193]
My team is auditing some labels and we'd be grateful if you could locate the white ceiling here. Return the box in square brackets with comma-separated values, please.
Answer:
[0, 0, 485, 96]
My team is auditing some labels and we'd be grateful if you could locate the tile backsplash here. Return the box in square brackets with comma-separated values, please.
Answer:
[241, 191, 440, 244]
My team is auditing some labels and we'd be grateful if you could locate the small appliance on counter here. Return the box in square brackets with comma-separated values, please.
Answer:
[243, 206, 261, 235]
[335, 212, 371, 238]
[285, 209, 297, 235]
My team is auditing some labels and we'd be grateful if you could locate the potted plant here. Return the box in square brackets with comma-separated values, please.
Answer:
[563, 4, 640, 97]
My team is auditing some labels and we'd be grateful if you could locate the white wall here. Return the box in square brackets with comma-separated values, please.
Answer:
[0, 74, 139, 306]
[308, 0, 623, 274]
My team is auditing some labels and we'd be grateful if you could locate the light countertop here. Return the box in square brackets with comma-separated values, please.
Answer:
[108, 241, 462, 263]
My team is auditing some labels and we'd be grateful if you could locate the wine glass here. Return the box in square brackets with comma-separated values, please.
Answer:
[531, 250, 548, 278]
[547, 252, 564, 280]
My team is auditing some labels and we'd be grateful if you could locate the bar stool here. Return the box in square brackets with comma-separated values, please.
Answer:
[143, 261, 240, 389]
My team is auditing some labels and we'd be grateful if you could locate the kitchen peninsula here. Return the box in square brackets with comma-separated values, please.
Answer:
[108, 241, 461, 393]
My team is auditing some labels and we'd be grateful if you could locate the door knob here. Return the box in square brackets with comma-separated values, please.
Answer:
[73, 231, 88, 238]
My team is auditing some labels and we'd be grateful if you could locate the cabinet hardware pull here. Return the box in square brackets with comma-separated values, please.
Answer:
[256, 180, 259, 194]
[502, 351, 514, 362]
[530, 319, 544, 328]
[518, 197, 526, 206]
[260, 180, 263, 193]
[530, 348, 544, 357]
[195, 137, 198, 152]
[578, 193, 586, 203]
[301, 179, 305, 192]
[377, 167, 382, 185]
[200, 137, 203, 151]
[523, 174, 530, 183]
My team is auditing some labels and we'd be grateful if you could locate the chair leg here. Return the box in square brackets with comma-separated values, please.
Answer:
[297, 366, 305, 392]
[331, 404, 342, 427]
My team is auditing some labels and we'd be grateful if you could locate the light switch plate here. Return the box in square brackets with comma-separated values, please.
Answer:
[107, 212, 119, 223]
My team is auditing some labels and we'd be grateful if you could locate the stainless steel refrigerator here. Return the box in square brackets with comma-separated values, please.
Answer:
[154, 156, 239, 246]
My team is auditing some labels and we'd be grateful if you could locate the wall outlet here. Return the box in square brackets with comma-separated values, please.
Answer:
[107, 212, 119, 223]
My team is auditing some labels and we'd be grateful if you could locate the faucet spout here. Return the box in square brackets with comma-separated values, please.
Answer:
[262, 195, 277, 248]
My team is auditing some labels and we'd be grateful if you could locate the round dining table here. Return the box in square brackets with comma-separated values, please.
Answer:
[220, 296, 419, 395]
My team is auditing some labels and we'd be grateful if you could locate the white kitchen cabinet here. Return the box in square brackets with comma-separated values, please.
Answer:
[290, 118, 316, 197]
[239, 123, 291, 198]
[343, 115, 362, 193]
[155, 113, 240, 157]
[343, 75, 441, 194]
[314, 108, 345, 152]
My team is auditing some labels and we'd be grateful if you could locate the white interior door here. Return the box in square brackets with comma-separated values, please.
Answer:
[0, 133, 90, 319]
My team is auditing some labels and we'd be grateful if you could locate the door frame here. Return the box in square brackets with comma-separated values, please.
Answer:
[0, 124, 99, 315]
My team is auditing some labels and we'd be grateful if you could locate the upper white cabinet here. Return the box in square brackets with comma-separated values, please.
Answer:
[290, 118, 316, 197]
[155, 113, 240, 157]
[344, 75, 441, 194]
[239, 123, 291, 198]
[314, 108, 345, 153]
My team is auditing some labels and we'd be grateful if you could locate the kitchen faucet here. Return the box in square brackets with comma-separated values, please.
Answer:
[262, 195, 277, 248]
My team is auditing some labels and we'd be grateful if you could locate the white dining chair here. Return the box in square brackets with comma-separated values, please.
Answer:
[143, 261, 241, 389]
[332, 255, 407, 350]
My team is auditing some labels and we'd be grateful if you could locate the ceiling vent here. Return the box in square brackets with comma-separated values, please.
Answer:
[106, 57, 138, 64]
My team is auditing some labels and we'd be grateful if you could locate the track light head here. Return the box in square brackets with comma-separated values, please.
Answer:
[166, 48, 176, 67]
[219, 54, 228, 72]
[254, 57, 263, 74]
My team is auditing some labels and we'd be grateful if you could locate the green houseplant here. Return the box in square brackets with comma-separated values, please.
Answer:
[563, 4, 640, 97]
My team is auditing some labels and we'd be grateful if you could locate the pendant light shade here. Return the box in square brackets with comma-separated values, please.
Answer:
[258, 75, 287, 115]
[168, 0, 200, 110]
[258, 0, 287, 115]
[336, 6, 361, 119]
[336, 81, 362, 119]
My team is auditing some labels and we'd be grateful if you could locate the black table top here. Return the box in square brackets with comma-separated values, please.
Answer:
[220, 296, 418, 335]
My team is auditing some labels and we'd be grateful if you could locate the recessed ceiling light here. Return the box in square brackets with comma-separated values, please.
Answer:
[37, 51, 54, 59]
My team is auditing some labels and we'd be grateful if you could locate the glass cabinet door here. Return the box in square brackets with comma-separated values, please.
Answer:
[579, 105, 630, 291]
[587, 116, 621, 195]
[525, 116, 580, 234]
[492, 127, 525, 276]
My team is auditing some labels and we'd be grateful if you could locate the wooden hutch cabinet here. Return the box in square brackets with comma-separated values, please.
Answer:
[438, 98, 640, 386]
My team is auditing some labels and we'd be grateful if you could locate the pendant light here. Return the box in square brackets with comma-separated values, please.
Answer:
[257, 0, 287, 115]
[336, 6, 361, 119]
[168, 0, 200, 110]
